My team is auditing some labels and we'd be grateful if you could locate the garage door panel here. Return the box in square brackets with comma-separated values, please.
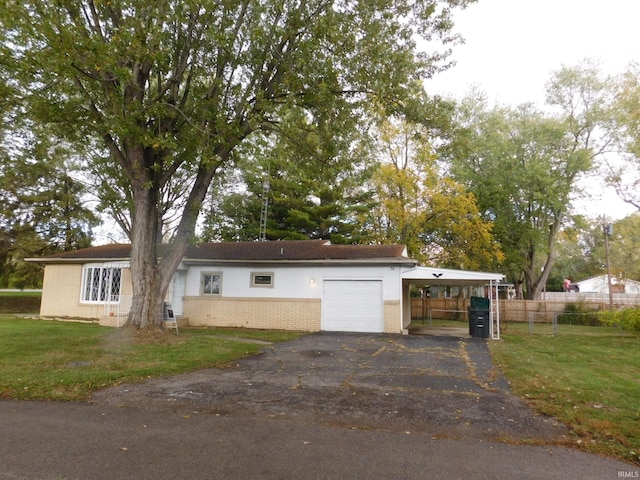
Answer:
[322, 280, 383, 333]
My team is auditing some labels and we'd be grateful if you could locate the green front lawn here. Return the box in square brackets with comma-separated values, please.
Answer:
[489, 323, 640, 465]
[0, 316, 303, 401]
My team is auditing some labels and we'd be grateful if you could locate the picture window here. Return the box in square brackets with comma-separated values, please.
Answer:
[202, 272, 222, 295]
[81, 266, 122, 303]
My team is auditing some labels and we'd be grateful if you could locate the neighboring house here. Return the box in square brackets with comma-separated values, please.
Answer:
[572, 275, 640, 295]
[27, 240, 504, 334]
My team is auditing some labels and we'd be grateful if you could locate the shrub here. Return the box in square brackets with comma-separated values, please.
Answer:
[557, 301, 603, 326]
[0, 293, 42, 313]
[600, 307, 640, 332]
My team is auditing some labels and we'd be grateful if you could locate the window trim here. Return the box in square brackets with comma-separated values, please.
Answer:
[201, 272, 222, 296]
[80, 264, 123, 304]
[251, 272, 274, 288]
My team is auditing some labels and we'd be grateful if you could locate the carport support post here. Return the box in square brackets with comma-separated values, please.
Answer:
[490, 280, 500, 340]
[402, 280, 412, 333]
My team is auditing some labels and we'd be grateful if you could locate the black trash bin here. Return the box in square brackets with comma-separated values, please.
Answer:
[468, 297, 490, 338]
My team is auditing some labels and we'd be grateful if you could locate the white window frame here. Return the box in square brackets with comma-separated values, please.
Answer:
[80, 264, 123, 304]
[201, 272, 222, 296]
[251, 272, 274, 288]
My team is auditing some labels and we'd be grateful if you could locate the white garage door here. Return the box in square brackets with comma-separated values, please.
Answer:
[322, 280, 384, 333]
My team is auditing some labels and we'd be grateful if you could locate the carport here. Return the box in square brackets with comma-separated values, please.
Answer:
[402, 267, 505, 339]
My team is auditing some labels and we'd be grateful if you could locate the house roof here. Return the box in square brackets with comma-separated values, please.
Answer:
[26, 240, 415, 265]
[25, 243, 133, 262]
[574, 274, 640, 286]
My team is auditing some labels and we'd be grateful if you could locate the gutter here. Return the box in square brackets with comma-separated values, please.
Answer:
[25, 257, 417, 267]
[180, 258, 418, 267]
[24, 257, 131, 264]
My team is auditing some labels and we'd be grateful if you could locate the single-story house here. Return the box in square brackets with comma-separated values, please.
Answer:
[27, 240, 504, 335]
[572, 275, 640, 295]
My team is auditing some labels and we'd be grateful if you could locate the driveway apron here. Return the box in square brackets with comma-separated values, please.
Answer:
[92, 333, 567, 442]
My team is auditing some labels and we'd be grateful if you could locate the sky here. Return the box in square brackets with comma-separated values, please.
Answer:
[425, 0, 640, 220]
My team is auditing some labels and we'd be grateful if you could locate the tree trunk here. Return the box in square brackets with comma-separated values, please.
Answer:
[526, 217, 561, 300]
[125, 145, 230, 329]
[127, 178, 165, 329]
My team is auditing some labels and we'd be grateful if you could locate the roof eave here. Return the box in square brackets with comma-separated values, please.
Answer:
[26, 256, 417, 266]
[24, 257, 131, 264]
[181, 257, 417, 266]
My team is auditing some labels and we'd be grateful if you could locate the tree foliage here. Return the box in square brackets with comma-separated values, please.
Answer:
[0, 130, 97, 288]
[1, 0, 474, 327]
[547, 214, 640, 293]
[201, 105, 373, 243]
[548, 215, 605, 291]
[609, 213, 640, 281]
[608, 61, 640, 210]
[447, 80, 596, 299]
[357, 117, 502, 269]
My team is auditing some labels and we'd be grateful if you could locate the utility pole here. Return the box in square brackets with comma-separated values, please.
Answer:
[604, 221, 614, 310]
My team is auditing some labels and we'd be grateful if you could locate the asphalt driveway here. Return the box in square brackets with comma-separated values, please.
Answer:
[92, 332, 567, 442]
[3, 333, 635, 479]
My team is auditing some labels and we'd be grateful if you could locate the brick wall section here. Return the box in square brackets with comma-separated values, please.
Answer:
[40, 264, 132, 320]
[183, 297, 322, 331]
[41, 265, 83, 317]
[39, 264, 108, 319]
[99, 315, 126, 327]
[383, 300, 401, 333]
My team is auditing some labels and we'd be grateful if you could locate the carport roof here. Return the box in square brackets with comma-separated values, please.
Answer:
[402, 266, 504, 286]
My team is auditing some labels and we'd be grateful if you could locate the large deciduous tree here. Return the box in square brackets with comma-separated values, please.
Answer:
[447, 89, 593, 299]
[609, 62, 640, 210]
[357, 117, 503, 269]
[1, 0, 474, 328]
